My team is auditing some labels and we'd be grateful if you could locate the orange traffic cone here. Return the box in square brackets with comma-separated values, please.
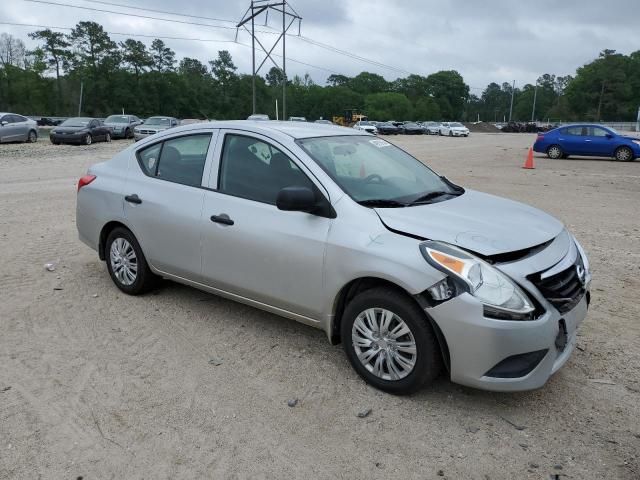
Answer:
[523, 147, 535, 169]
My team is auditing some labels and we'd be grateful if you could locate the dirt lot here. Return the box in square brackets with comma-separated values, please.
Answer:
[1, 132, 639, 479]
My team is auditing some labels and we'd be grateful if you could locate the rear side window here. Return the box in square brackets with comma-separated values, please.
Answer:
[136, 134, 212, 187]
[565, 126, 588, 136]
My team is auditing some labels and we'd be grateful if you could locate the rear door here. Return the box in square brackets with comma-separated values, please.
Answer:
[200, 130, 331, 319]
[559, 126, 589, 155]
[123, 130, 218, 280]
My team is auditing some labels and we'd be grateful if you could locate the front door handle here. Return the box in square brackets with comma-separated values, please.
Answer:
[210, 214, 234, 226]
[125, 194, 142, 204]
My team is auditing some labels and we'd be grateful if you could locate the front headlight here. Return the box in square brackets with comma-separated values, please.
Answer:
[420, 241, 535, 319]
[571, 234, 590, 274]
[134, 128, 141, 133]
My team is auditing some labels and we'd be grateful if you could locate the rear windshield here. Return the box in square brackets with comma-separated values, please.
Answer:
[145, 117, 171, 126]
[61, 117, 91, 127]
[105, 115, 128, 123]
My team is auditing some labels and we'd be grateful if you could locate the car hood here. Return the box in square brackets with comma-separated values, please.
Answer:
[374, 189, 564, 256]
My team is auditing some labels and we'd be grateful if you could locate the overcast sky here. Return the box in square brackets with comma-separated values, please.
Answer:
[3, 0, 640, 92]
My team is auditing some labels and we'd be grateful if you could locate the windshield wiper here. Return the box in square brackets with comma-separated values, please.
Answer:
[410, 190, 460, 205]
[358, 199, 408, 208]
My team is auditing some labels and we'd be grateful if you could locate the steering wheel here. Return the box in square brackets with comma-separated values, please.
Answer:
[364, 173, 383, 183]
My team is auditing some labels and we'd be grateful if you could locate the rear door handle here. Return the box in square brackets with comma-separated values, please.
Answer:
[210, 214, 234, 226]
[125, 194, 142, 204]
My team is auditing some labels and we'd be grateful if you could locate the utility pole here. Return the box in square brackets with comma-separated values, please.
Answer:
[531, 82, 538, 122]
[237, 1, 302, 117]
[78, 81, 84, 116]
[636, 105, 640, 132]
[508, 80, 515, 122]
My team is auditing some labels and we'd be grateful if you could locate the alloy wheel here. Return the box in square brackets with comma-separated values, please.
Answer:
[28, 131, 37, 142]
[85, 134, 92, 145]
[109, 237, 138, 286]
[616, 147, 632, 161]
[352, 308, 417, 381]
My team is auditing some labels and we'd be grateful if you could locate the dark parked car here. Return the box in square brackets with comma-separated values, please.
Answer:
[50, 117, 112, 145]
[533, 124, 640, 161]
[375, 122, 401, 135]
[103, 114, 142, 139]
[401, 123, 424, 135]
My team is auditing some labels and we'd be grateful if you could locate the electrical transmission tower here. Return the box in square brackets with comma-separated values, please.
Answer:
[236, 1, 302, 120]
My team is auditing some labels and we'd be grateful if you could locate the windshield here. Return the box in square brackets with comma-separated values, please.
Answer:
[450, 122, 464, 128]
[145, 117, 171, 126]
[61, 117, 91, 127]
[359, 121, 373, 126]
[105, 115, 128, 123]
[297, 135, 456, 204]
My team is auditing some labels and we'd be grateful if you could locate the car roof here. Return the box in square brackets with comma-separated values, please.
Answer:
[202, 120, 363, 139]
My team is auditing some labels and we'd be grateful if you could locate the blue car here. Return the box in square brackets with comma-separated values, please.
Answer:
[533, 124, 640, 162]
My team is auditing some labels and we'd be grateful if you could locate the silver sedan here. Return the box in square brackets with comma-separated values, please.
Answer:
[0, 113, 38, 143]
[76, 121, 591, 394]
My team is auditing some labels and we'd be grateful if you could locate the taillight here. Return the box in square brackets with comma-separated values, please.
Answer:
[77, 174, 96, 192]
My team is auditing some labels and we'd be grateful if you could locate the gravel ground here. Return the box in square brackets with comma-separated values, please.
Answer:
[1, 133, 639, 479]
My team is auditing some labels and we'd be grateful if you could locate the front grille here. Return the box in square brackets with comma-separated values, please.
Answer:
[138, 129, 156, 135]
[529, 254, 585, 313]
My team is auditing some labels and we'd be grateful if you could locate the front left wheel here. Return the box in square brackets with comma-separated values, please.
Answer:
[341, 287, 442, 395]
[615, 146, 634, 162]
[105, 227, 157, 295]
[27, 130, 37, 143]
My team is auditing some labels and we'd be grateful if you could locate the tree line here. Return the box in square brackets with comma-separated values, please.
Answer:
[1, 23, 639, 122]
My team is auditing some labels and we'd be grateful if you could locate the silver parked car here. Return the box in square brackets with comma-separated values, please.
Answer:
[0, 112, 38, 143]
[76, 121, 591, 394]
[133, 116, 178, 141]
[104, 114, 142, 139]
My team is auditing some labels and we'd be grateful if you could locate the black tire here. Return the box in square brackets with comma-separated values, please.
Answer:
[125, 128, 131, 139]
[547, 144, 563, 159]
[105, 132, 111, 143]
[27, 130, 38, 143]
[615, 146, 634, 162]
[341, 287, 442, 395]
[84, 133, 92, 145]
[449, 131, 453, 137]
[50, 138, 60, 145]
[105, 227, 157, 295]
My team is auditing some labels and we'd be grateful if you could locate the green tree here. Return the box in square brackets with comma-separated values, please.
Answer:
[364, 92, 412, 120]
[150, 39, 175, 72]
[425, 70, 469, 119]
[28, 29, 70, 113]
[120, 39, 152, 80]
[349, 72, 389, 95]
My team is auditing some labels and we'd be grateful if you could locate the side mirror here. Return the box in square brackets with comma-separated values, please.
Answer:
[605, 133, 613, 139]
[0, 121, 7, 126]
[276, 186, 336, 218]
[276, 186, 316, 212]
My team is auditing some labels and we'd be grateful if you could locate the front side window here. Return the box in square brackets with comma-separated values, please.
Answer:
[218, 134, 316, 204]
[298, 135, 456, 204]
[590, 127, 610, 137]
[136, 134, 212, 187]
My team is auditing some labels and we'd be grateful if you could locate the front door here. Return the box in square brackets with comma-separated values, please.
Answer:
[123, 131, 217, 280]
[201, 131, 331, 320]
[0, 115, 20, 142]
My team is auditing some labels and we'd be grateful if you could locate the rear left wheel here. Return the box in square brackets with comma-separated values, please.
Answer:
[27, 130, 37, 143]
[341, 287, 442, 395]
[105, 227, 157, 295]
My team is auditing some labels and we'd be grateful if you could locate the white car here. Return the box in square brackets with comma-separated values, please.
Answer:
[439, 122, 470, 137]
[353, 121, 377, 134]
[423, 121, 442, 135]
